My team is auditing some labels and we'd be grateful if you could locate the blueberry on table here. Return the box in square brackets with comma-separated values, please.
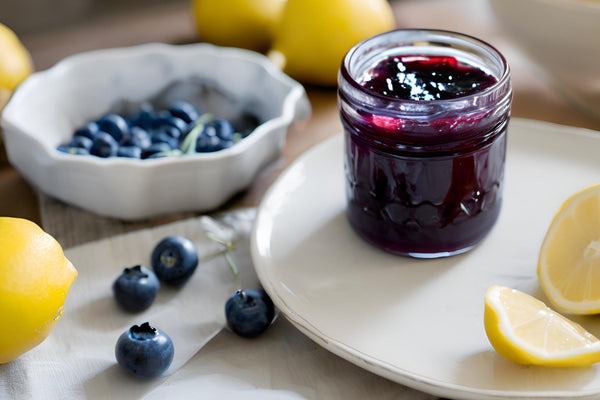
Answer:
[168, 101, 199, 124]
[113, 265, 160, 312]
[90, 132, 119, 158]
[225, 289, 275, 338]
[151, 236, 199, 285]
[115, 322, 174, 378]
[97, 113, 130, 143]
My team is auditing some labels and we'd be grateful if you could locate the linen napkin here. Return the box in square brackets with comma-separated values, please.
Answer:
[0, 209, 260, 399]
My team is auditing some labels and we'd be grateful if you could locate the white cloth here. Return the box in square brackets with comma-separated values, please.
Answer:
[0, 209, 436, 400]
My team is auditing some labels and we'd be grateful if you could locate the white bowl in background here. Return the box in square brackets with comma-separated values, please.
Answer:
[489, 0, 600, 118]
[1, 43, 310, 220]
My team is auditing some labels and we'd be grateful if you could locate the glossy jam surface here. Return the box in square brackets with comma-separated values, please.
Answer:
[360, 55, 497, 101]
[342, 53, 509, 257]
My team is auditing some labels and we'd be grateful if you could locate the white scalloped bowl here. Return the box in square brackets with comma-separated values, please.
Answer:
[489, 0, 600, 118]
[1, 43, 310, 220]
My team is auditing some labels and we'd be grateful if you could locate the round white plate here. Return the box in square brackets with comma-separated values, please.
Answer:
[251, 118, 600, 400]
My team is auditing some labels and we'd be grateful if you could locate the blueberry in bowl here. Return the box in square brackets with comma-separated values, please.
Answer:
[115, 322, 174, 378]
[1, 43, 311, 220]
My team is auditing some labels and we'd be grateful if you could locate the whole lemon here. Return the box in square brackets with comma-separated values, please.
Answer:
[0, 217, 77, 364]
[192, 0, 286, 53]
[0, 23, 33, 93]
[268, 0, 396, 87]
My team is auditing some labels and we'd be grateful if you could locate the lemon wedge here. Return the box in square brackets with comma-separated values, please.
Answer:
[484, 285, 600, 367]
[538, 183, 600, 314]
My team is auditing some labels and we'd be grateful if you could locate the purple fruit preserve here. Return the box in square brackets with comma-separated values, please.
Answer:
[338, 30, 512, 258]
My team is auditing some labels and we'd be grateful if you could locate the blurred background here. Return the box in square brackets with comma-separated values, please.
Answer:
[0, 0, 187, 35]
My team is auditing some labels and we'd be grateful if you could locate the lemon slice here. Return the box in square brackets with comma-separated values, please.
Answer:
[538, 183, 600, 314]
[484, 285, 600, 367]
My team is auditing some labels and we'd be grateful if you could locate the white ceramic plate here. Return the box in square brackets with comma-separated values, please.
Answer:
[251, 118, 600, 400]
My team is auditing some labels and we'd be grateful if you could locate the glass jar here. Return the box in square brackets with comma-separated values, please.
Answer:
[338, 29, 512, 258]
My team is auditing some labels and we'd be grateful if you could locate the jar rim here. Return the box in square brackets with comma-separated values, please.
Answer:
[339, 28, 511, 106]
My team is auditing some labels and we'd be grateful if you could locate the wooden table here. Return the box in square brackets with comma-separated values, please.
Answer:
[2, 0, 600, 245]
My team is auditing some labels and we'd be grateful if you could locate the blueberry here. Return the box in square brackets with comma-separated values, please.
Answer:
[115, 322, 174, 378]
[150, 131, 178, 149]
[117, 146, 142, 159]
[146, 151, 170, 159]
[113, 265, 160, 312]
[195, 133, 222, 153]
[212, 119, 235, 141]
[142, 142, 172, 159]
[90, 132, 119, 158]
[168, 101, 199, 124]
[152, 115, 188, 136]
[151, 236, 199, 285]
[225, 289, 275, 338]
[163, 126, 182, 140]
[98, 114, 130, 143]
[68, 135, 93, 151]
[129, 107, 156, 130]
[122, 126, 152, 149]
[73, 121, 100, 140]
[57, 145, 89, 155]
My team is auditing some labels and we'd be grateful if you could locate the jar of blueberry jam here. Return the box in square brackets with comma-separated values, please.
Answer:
[338, 30, 512, 258]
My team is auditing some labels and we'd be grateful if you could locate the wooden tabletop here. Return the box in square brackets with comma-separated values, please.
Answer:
[2, 0, 600, 247]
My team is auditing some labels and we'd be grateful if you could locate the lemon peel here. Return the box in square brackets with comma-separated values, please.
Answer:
[0, 23, 33, 93]
[0, 217, 77, 363]
[269, 0, 395, 86]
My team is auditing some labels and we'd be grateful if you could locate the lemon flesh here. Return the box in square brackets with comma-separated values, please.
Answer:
[269, 0, 396, 87]
[0, 217, 77, 363]
[484, 285, 600, 367]
[538, 183, 600, 314]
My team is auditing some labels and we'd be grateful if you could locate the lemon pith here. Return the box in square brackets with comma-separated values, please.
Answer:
[538, 183, 600, 314]
[484, 285, 600, 367]
[0, 217, 77, 363]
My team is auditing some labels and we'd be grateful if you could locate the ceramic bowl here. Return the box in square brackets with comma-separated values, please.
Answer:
[1, 43, 310, 220]
[489, 0, 600, 118]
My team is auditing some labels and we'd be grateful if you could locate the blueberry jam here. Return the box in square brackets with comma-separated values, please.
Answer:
[360, 55, 497, 101]
[339, 30, 512, 258]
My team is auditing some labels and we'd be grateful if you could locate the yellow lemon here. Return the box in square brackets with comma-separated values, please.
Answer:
[484, 285, 600, 367]
[0, 23, 33, 93]
[192, 0, 285, 53]
[0, 217, 77, 364]
[538, 183, 600, 314]
[268, 0, 396, 87]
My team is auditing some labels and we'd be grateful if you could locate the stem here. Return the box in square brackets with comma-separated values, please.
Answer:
[205, 232, 238, 277]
